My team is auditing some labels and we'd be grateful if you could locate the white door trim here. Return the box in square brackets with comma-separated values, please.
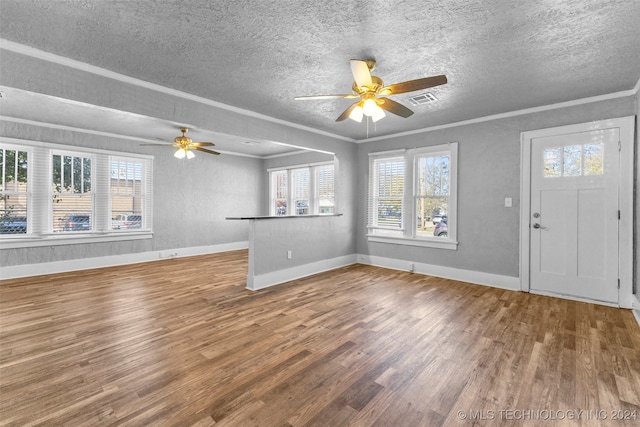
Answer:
[519, 116, 635, 308]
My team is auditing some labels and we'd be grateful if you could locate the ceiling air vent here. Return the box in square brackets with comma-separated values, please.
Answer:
[408, 92, 438, 106]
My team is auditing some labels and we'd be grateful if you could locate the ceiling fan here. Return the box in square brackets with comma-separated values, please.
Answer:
[143, 127, 220, 159]
[295, 59, 447, 123]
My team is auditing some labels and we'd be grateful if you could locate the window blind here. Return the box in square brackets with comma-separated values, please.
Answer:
[367, 155, 405, 230]
[0, 139, 153, 247]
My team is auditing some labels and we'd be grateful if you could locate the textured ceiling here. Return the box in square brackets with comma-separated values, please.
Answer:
[1, 0, 639, 143]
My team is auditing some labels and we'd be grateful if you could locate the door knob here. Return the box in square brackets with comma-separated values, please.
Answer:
[533, 223, 541, 229]
[533, 223, 547, 229]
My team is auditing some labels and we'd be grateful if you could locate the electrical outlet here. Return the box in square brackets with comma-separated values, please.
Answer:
[505, 197, 512, 208]
[287, 250, 292, 259]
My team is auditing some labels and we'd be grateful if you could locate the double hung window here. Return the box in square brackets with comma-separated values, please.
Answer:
[367, 143, 458, 249]
[269, 162, 335, 216]
[0, 147, 29, 235]
[0, 139, 153, 248]
[111, 158, 145, 230]
[370, 156, 404, 230]
[52, 152, 93, 233]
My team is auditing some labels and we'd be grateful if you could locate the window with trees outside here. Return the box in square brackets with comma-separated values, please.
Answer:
[0, 140, 152, 248]
[269, 162, 335, 216]
[367, 143, 458, 250]
[0, 147, 28, 235]
[52, 152, 93, 233]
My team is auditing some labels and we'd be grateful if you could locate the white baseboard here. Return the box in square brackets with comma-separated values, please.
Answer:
[357, 254, 521, 291]
[0, 241, 249, 280]
[6, 244, 635, 324]
[247, 254, 357, 291]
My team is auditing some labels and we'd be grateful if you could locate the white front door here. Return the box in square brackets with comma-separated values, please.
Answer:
[529, 128, 619, 303]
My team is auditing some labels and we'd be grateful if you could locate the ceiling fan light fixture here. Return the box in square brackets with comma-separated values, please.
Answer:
[349, 104, 364, 122]
[144, 127, 220, 158]
[362, 98, 378, 117]
[371, 106, 386, 122]
[174, 148, 186, 159]
[295, 59, 447, 130]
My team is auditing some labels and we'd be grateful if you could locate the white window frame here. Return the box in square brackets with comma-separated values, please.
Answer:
[0, 138, 153, 249]
[0, 144, 30, 234]
[270, 169, 289, 216]
[368, 153, 406, 234]
[315, 163, 336, 215]
[110, 156, 149, 232]
[367, 143, 458, 250]
[51, 149, 95, 233]
[268, 161, 336, 216]
[291, 167, 311, 215]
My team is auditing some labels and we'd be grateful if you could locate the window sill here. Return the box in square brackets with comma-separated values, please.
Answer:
[0, 230, 153, 249]
[366, 234, 458, 250]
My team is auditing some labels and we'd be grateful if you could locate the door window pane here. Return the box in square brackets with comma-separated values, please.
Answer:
[583, 143, 604, 176]
[543, 147, 562, 177]
[544, 143, 604, 178]
[563, 145, 582, 177]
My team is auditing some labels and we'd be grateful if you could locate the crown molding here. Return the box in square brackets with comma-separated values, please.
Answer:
[2, 38, 636, 146]
[358, 88, 638, 143]
[0, 38, 355, 144]
[0, 116, 265, 159]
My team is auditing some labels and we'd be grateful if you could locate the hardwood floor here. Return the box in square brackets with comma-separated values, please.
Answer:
[1, 250, 639, 426]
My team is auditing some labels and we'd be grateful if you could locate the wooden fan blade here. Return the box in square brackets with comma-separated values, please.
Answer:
[350, 59, 372, 89]
[378, 97, 414, 118]
[295, 94, 359, 100]
[191, 142, 215, 147]
[194, 147, 220, 156]
[379, 75, 447, 96]
[335, 102, 360, 122]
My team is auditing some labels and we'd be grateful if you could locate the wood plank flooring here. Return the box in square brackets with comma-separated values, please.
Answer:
[1, 250, 639, 426]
